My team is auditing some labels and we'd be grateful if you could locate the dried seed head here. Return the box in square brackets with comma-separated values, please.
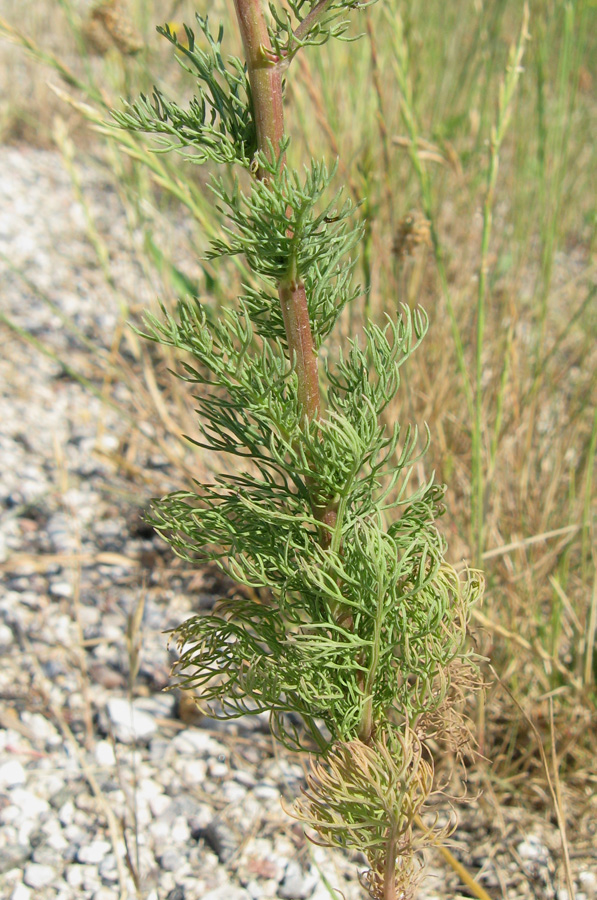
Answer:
[418, 658, 485, 762]
[84, 0, 143, 56]
[292, 728, 449, 899]
[393, 210, 432, 261]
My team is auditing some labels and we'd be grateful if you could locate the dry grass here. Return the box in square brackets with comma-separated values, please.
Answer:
[1, 0, 595, 881]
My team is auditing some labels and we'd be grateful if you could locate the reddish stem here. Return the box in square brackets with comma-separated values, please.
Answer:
[232, 1, 338, 539]
[278, 278, 320, 422]
[383, 829, 398, 900]
[232, 0, 284, 165]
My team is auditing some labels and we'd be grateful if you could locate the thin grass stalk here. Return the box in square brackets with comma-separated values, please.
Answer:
[525, 0, 586, 469]
[489, 320, 514, 477]
[365, 11, 393, 220]
[383, 6, 474, 421]
[473, 3, 530, 564]
[581, 386, 597, 583]
[584, 562, 597, 690]
[0, 15, 107, 105]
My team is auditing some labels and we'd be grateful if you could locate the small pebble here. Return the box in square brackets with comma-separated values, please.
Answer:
[221, 781, 246, 804]
[278, 859, 317, 900]
[172, 730, 228, 758]
[99, 854, 118, 883]
[517, 837, 548, 862]
[182, 759, 207, 784]
[0, 760, 26, 788]
[234, 770, 256, 788]
[49, 581, 73, 598]
[106, 698, 157, 744]
[208, 760, 228, 779]
[32, 845, 58, 866]
[170, 816, 191, 844]
[252, 782, 279, 801]
[11, 885, 32, 900]
[203, 820, 239, 863]
[77, 840, 112, 865]
[58, 800, 75, 826]
[0, 622, 13, 648]
[10, 788, 50, 817]
[94, 740, 116, 767]
[166, 888, 185, 900]
[23, 862, 57, 889]
[159, 848, 186, 872]
[92, 889, 119, 900]
[580, 871, 597, 896]
[202, 887, 251, 900]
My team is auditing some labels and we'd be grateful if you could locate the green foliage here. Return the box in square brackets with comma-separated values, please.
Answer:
[143, 296, 479, 749]
[267, 1, 376, 62]
[208, 153, 362, 347]
[114, 2, 481, 893]
[111, 14, 256, 165]
[110, 3, 376, 166]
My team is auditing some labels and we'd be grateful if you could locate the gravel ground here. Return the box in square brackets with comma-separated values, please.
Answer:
[0, 144, 595, 900]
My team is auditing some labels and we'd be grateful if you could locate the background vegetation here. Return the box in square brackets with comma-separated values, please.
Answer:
[1, 0, 595, 876]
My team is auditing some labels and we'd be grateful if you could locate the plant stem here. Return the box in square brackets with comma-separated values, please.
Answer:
[233, 0, 317, 420]
[232, 0, 337, 539]
[382, 829, 398, 900]
[278, 278, 320, 421]
[232, 0, 285, 164]
[359, 561, 385, 742]
[294, 0, 335, 45]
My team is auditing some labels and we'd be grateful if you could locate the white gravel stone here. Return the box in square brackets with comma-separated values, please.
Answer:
[94, 740, 116, 767]
[208, 760, 229, 779]
[66, 864, 86, 888]
[0, 621, 13, 648]
[278, 859, 318, 899]
[106, 698, 157, 744]
[517, 837, 549, 862]
[148, 792, 171, 817]
[10, 885, 32, 900]
[58, 800, 75, 826]
[21, 713, 59, 743]
[252, 782, 279, 801]
[0, 760, 26, 788]
[46, 830, 69, 852]
[92, 889, 119, 900]
[98, 854, 118, 883]
[221, 781, 247, 804]
[17, 819, 38, 846]
[158, 848, 186, 872]
[23, 863, 57, 889]
[202, 887, 251, 900]
[172, 729, 228, 758]
[49, 581, 73, 598]
[311, 885, 340, 900]
[77, 840, 112, 864]
[170, 816, 191, 844]
[138, 776, 164, 800]
[234, 770, 256, 788]
[10, 788, 50, 818]
[182, 759, 208, 784]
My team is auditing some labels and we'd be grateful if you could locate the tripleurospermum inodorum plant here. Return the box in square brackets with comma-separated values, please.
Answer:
[113, 3, 484, 897]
